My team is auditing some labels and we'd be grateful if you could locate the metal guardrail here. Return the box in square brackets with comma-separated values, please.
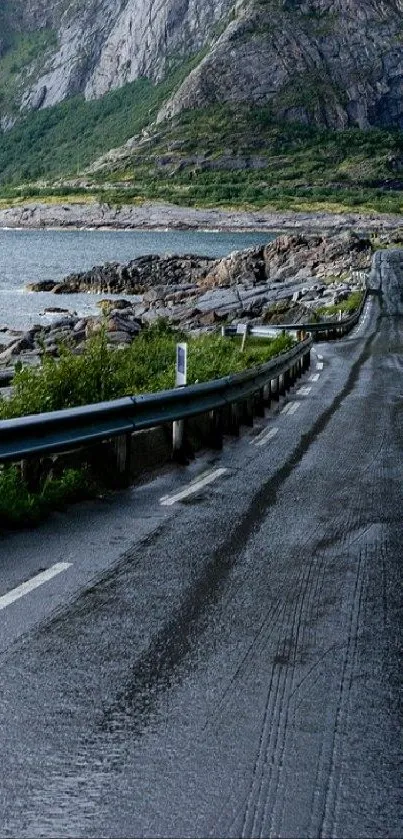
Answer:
[224, 290, 368, 340]
[0, 338, 312, 464]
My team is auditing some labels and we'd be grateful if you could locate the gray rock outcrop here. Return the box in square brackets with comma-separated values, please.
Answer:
[18, 232, 370, 345]
[2, 0, 403, 133]
[159, 0, 403, 130]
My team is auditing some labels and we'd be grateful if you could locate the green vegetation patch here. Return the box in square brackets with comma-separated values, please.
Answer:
[0, 464, 97, 529]
[316, 290, 364, 318]
[0, 29, 57, 116]
[0, 50, 208, 185]
[2, 97, 403, 214]
[4, 102, 403, 215]
[75, 104, 403, 215]
[0, 322, 293, 528]
[0, 323, 294, 420]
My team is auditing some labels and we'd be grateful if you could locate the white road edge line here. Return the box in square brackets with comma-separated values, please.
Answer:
[0, 563, 72, 612]
[160, 467, 228, 506]
[256, 427, 279, 447]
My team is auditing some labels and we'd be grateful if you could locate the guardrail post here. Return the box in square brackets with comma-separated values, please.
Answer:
[271, 377, 280, 401]
[254, 388, 265, 418]
[172, 417, 189, 463]
[112, 431, 132, 487]
[228, 402, 240, 436]
[263, 381, 272, 408]
[20, 457, 42, 492]
[278, 373, 286, 397]
[241, 397, 254, 427]
[208, 408, 223, 450]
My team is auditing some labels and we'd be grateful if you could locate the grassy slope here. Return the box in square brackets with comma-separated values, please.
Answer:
[1, 100, 403, 215]
[0, 53, 208, 187]
[87, 105, 403, 215]
[0, 29, 57, 117]
[0, 0, 402, 217]
[0, 327, 293, 419]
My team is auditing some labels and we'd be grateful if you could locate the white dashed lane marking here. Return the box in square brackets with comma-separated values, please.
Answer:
[160, 467, 228, 506]
[288, 402, 300, 415]
[255, 427, 279, 448]
[297, 386, 312, 396]
[309, 373, 320, 382]
[0, 563, 72, 613]
[281, 401, 300, 416]
[316, 362, 324, 370]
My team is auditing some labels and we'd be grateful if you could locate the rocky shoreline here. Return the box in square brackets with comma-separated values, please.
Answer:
[0, 232, 374, 376]
[1, 201, 403, 233]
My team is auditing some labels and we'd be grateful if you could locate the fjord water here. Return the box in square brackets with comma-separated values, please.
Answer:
[0, 228, 274, 330]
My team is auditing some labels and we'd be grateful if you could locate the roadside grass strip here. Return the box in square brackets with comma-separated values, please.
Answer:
[0, 563, 72, 612]
[160, 467, 228, 506]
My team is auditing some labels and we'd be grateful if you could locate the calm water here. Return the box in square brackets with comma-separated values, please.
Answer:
[0, 228, 275, 331]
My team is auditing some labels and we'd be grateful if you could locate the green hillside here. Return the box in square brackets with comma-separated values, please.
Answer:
[0, 53, 207, 186]
[1, 96, 403, 216]
[86, 105, 403, 214]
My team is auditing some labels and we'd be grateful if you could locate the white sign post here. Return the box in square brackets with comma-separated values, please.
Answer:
[176, 342, 188, 387]
[236, 323, 249, 352]
[173, 343, 188, 460]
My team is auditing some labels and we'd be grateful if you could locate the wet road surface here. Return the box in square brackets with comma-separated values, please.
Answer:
[0, 251, 402, 837]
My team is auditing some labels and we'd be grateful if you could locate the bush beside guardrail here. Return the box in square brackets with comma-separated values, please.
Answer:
[0, 275, 371, 500]
[0, 338, 312, 483]
[224, 289, 368, 342]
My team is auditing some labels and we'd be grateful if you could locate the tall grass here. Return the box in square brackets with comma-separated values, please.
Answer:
[0, 323, 293, 420]
[0, 324, 293, 528]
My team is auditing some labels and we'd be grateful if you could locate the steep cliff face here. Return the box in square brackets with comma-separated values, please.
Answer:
[159, 0, 403, 129]
[1, 0, 403, 132]
[2, 0, 234, 116]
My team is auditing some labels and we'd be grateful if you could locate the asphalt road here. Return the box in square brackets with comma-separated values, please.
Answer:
[0, 250, 401, 838]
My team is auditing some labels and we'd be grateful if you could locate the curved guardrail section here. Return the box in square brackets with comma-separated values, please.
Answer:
[224, 290, 368, 340]
[0, 338, 312, 464]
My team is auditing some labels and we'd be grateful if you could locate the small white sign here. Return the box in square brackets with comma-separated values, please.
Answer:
[236, 323, 248, 335]
[176, 342, 188, 387]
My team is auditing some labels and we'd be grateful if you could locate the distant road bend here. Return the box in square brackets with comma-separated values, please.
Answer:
[0, 250, 401, 838]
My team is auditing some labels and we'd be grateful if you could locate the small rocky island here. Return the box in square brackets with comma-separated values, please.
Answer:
[0, 232, 376, 371]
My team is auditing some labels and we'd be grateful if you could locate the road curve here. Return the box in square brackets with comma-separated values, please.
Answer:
[0, 251, 402, 838]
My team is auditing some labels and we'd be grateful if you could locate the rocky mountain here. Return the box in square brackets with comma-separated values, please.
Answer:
[159, 0, 403, 130]
[0, 0, 234, 124]
[1, 0, 403, 134]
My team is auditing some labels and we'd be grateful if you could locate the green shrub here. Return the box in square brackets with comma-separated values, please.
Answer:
[0, 325, 294, 528]
[316, 290, 364, 318]
[0, 324, 294, 420]
[0, 465, 96, 528]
